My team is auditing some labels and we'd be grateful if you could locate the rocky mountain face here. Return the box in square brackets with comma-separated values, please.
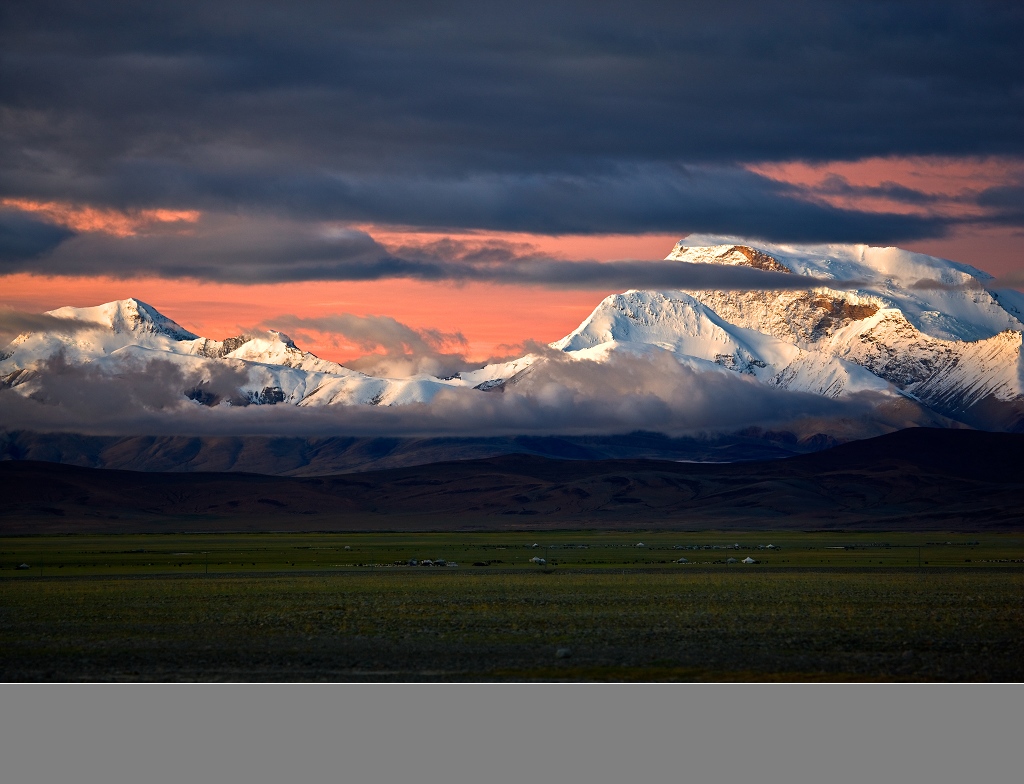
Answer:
[3, 236, 1024, 435]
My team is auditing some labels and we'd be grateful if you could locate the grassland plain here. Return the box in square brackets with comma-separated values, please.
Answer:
[2, 532, 1022, 681]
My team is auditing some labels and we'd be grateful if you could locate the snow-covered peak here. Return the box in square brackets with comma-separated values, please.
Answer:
[224, 331, 296, 363]
[45, 298, 198, 341]
[222, 331, 355, 376]
[554, 291, 735, 354]
[668, 236, 1023, 342]
[551, 290, 894, 399]
[670, 235, 992, 283]
[666, 241, 791, 273]
[2, 297, 205, 371]
[0, 299, 357, 379]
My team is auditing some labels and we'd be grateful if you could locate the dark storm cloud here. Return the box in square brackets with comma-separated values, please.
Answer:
[1, 209, 884, 288]
[973, 185, 1024, 227]
[1, 0, 1021, 255]
[810, 175, 946, 207]
[245, 165, 950, 238]
[2, 165, 953, 242]
[3, 0, 1021, 169]
[805, 176, 1024, 230]
[0, 209, 75, 261]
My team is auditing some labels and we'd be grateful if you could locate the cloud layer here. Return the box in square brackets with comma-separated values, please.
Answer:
[0, 307, 111, 345]
[1, 1, 1022, 282]
[0, 346, 899, 440]
[268, 313, 473, 378]
[5, 2, 1021, 174]
[0, 209, 930, 288]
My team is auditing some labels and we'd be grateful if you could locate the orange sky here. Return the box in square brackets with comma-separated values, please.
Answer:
[4, 222, 1020, 364]
[751, 157, 1024, 278]
[0, 232, 682, 363]
[750, 156, 1024, 215]
[2, 156, 1022, 363]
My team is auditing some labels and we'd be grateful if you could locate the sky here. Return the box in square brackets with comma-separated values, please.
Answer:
[1, 0, 1022, 363]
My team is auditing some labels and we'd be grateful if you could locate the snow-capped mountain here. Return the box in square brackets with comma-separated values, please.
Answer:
[551, 290, 894, 399]
[0, 297, 464, 407]
[456, 236, 1024, 429]
[3, 236, 1024, 432]
[661, 236, 1024, 426]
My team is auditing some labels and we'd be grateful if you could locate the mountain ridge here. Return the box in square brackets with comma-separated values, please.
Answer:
[3, 237, 1024, 441]
[3, 428, 1023, 534]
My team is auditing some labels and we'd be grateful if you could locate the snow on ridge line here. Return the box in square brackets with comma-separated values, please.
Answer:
[551, 290, 895, 399]
[652, 238, 1024, 412]
[666, 236, 1024, 343]
[45, 297, 199, 340]
[1, 297, 474, 408]
[670, 234, 994, 282]
[6, 297, 359, 380]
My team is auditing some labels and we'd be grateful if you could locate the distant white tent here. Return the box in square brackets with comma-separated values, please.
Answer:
[742, 557, 757, 564]
[676, 557, 689, 564]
